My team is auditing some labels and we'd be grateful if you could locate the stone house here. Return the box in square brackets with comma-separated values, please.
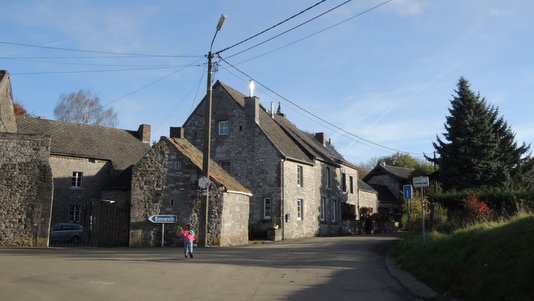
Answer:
[130, 129, 251, 247]
[15, 115, 151, 246]
[357, 179, 379, 217]
[183, 81, 368, 240]
[363, 163, 415, 216]
[0, 70, 53, 247]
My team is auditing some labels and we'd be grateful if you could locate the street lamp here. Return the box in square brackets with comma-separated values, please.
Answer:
[202, 13, 226, 247]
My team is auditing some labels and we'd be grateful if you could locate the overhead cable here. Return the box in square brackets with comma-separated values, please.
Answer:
[216, 0, 327, 55]
[0, 40, 202, 58]
[218, 55, 421, 156]
[220, 0, 353, 59]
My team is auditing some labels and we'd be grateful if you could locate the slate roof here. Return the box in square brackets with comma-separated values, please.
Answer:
[358, 179, 377, 193]
[16, 115, 150, 171]
[363, 164, 415, 182]
[217, 81, 351, 167]
[165, 137, 251, 194]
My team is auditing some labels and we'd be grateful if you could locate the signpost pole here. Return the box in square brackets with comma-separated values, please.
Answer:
[421, 187, 425, 245]
[162, 223, 165, 247]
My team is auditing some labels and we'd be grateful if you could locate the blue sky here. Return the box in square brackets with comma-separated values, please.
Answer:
[1, 0, 533, 165]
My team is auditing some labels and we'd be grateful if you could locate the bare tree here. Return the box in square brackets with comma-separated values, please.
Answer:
[53, 90, 118, 127]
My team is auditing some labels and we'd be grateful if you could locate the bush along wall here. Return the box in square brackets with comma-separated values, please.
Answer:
[429, 189, 534, 214]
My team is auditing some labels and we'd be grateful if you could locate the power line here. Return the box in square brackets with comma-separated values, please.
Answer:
[0, 40, 202, 58]
[221, 0, 353, 60]
[86, 57, 205, 115]
[153, 62, 207, 134]
[11, 64, 199, 75]
[233, 0, 394, 66]
[218, 55, 422, 156]
[216, 0, 327, 54]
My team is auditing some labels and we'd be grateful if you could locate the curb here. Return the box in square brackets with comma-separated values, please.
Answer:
[385, 253, 440, 300]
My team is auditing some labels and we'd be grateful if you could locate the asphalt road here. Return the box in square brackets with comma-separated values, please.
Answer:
[0, 234, 424, 301]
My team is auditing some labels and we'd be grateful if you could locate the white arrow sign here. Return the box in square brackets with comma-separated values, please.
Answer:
[148, 215, 177, 223]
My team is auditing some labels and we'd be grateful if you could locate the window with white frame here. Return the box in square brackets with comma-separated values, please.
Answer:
[297, 199, 303, 221]
[72, 172, 83, 188]
[218, 120, 229, 135]
[320, 197, 326, 221]
[263, 198, 272, 219]
[297, 165, 303, 187]
[331, 199, 337, 222]
[325, 167, 331, 188]
[69, 204, 81, 223]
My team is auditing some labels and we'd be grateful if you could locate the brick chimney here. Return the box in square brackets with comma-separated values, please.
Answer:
[315, 132, 326, 145]
[170, 127, 185, 138]
[137, 124, 151, 143]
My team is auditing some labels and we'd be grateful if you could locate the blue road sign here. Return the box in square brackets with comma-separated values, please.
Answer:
[148, 215, 177, 223]
[403, 184, 413, 200]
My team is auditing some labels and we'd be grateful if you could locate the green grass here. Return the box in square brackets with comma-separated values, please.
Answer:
[394, 214, 534, 301]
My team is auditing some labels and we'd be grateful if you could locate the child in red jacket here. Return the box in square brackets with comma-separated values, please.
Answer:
[178, 224, 195, 258]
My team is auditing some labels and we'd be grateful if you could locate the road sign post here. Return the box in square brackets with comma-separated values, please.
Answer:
[412, 176, 429, 244]
[148, 215, 177, 247]
[403, 185, 413, 230]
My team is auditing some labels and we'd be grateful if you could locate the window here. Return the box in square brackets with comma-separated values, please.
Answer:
[342, 173, 347, 192]
[297, 199, 303, 221]
[331, 199, 337, 222]
[218, 120, 229, 135]
[69, 205, 81, 223]
[174, 161, 182, 170]
[320, 197, 326, 221]
[297, 165, 303, 187]
[263, 198, 272, 219]
[72, 172, 83, 188]
[325, 167, 331, 188]
[350, 176, 354, 194]
[218, 160, 231, 173]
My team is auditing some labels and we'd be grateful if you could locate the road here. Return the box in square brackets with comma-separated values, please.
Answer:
[0, 234, 424, 301]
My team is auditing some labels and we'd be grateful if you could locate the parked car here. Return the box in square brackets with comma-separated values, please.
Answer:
[50, 223, 83, 244]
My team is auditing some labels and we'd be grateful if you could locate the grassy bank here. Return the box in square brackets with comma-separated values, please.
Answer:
[394, 214, 534, 301]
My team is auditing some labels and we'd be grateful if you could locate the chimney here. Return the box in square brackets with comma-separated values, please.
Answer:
[244, 96, 260, 125]
[170, 127, 185, 139]
[315, 132, 326, 146]
[137, 124, 151, 143]
[0, 70, 18, 133]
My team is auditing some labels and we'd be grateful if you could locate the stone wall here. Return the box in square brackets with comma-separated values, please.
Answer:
[48, 155, 112, 227]
[220, 192, 250, 246]
[358, 190, 378, 216]
[0, 133, 53, 246]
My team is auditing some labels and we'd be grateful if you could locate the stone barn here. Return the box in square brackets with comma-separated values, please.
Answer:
[130, 129, 251, 247]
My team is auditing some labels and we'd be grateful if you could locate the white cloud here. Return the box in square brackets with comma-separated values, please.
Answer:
[388, 0, 426, 16]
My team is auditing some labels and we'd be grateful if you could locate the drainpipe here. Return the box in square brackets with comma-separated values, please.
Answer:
[280, 158, 285, 241]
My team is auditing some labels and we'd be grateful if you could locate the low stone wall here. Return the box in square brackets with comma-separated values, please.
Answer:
[0, 133, 53, 247]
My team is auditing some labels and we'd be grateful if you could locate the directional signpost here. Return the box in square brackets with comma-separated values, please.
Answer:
[148, 215, 177, 247]
[403, 184, 413, 230]
[412, 176, 430, 244]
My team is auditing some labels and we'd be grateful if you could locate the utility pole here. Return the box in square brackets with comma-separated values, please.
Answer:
[202, 14, 226, 247]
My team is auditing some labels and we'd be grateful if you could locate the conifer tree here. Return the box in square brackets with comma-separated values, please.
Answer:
[428, 77, 530, 190]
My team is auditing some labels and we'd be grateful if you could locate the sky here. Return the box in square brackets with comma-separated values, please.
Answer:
[1, 0, 533, 166]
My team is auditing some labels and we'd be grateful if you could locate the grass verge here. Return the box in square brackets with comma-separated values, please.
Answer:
[393, 213, 534, 301]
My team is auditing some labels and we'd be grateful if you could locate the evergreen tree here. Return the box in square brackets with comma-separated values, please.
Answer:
[428, 77, 530, 190]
